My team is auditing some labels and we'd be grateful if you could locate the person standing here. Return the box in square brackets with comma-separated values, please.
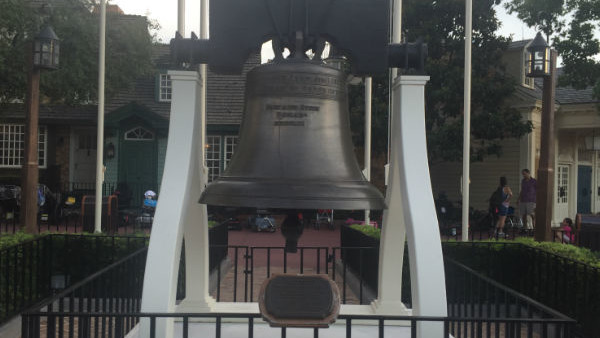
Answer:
[496, 176, 513, 237]
[517, 169, 536, 232]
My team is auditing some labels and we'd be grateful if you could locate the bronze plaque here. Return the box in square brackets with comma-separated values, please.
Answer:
[258, 274, 340, 328]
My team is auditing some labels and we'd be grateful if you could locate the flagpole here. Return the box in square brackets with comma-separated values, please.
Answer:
[461, 0, 472, 241]
[94, 0, 106, 233]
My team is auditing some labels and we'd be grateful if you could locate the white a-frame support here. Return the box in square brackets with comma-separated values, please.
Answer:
[139, 71, 447, 338]
[373, 75, 447, 337]
[140, 70, 214, 338]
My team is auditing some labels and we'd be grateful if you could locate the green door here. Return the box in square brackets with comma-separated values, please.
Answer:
[118, 126, 157, 207]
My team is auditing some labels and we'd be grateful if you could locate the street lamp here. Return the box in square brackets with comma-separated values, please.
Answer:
[21, 25, 60, 234]
[33, 26, 60, 70]
[526, 32, 551, 78]
[525, 32, 556, 242]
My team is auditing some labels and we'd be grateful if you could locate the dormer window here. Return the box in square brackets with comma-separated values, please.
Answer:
[522, 50, 535, 88]
[158, 73, 172, 102]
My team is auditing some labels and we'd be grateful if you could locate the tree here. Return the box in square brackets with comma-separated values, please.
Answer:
[346, 0, 532, 163]
[0, 0, 156, 105]
[505, 0, 600, 96]
[402, 0, 532, 162]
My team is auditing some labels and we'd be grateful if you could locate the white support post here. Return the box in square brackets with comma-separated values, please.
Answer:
[364, 77, 372, 225]
[140, 70, 213, 338]
[394, 75, 447, 336]
[371, 81, 409, 315]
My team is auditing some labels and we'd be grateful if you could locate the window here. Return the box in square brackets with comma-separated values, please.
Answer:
[522, 51, 535, 88]
[206, 135, 221, 182]
[224, 136, 239, 170]
[0, 124, 47, 168]
[556, 165, 569, 204]
[158, 73, 172, 102]
[124, 126, 154, 141]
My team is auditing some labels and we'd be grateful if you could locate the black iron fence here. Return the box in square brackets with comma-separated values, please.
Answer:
[20, 243, 576, 338]
[1, 224, 227, 326]
[340, 227, 597, 337]
[21, 312, 576, 338]
[443, 242, 600, 338]
[0, 234, 147, 325]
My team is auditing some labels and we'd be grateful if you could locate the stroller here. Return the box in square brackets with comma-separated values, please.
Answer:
[315, 209, 334, 230]
[135, 190, 157, 228]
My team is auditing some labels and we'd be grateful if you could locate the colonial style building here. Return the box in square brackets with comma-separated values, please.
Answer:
[0, 8, 258, 209]
[429, 40, 600, 225]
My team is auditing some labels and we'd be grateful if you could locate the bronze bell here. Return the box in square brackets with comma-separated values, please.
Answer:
[199, 59, 385, 211]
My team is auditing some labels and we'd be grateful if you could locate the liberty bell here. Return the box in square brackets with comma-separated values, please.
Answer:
[200, 54, 385, 251]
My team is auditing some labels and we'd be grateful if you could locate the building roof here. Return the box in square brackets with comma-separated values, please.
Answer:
[0, 103, 97, 125]
[532, 76, 599, 105]
[508, 39, 532, 50]
[104, 44, 260, 125]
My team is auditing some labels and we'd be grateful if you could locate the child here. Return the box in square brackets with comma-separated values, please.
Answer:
[558, 217, 574, 243]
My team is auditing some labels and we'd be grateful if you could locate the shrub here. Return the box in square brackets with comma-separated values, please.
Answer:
[0, 231, 39, 249]
[349, 224, 381, 239]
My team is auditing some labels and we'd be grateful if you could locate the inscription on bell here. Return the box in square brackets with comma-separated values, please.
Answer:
[267, 103, 321, 127]
[250, 72, 345, 100]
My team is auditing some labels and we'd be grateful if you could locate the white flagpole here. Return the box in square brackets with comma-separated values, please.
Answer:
[178, 0, 185, 35]
[364, 77, 372, 225]
[94, 0, 106, 233]
[462, 0, 472, 241]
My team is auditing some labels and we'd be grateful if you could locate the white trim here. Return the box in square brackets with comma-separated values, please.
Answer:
[0, 123, 47, 169]
[158, 73, 172, 102]
[205, 135, 221, 181]
[124, 126, 155, 141]
[223, 135, 239, 170]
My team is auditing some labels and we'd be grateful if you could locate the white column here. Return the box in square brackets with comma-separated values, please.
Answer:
[396, 76, 447, 336]
[140, 70, 213, 338]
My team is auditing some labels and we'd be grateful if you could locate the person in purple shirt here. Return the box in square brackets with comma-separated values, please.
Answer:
[517, 169, 536, 231]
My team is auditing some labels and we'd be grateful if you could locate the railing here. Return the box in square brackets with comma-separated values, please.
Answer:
[0, 234, 147, 325]
[21, 312, 576, 338]
[443, 241, 600, 338]
[21, 244, 577, 338]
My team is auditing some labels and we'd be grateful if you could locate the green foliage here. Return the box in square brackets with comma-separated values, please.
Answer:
[348, 76, 390, 155]
[0, 231, 38, 249]
[504, 0, 569, 37]
[0, 0, 155, 104]
[402, 0, 532, 162]
[345, 0, 532, 162]
[445, 237, 600, 267]
[513, 237, 600, 267]
[505, 0, 600, 99]
[349, 224, 381, 239]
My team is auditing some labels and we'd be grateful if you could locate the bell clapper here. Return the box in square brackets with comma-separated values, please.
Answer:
[280, 209, 304, 253]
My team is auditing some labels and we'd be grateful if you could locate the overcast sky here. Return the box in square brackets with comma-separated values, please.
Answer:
[111, 0, 538, 54]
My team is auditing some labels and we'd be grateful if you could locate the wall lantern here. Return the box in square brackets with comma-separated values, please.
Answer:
[33, 26, 60, 70]
[106, 142, 116, 159]
[585, 130, 600, 151]
[526, 32, 550, 78]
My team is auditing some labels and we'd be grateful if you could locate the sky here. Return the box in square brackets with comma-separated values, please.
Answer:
[111, 0, 539, 48]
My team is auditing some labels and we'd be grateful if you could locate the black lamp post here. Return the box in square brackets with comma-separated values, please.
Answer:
[21, 25, 60, 234]
[525, 32, 556, 242]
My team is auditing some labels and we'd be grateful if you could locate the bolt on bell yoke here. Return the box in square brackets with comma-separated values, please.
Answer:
[199, 57, 385, 251]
